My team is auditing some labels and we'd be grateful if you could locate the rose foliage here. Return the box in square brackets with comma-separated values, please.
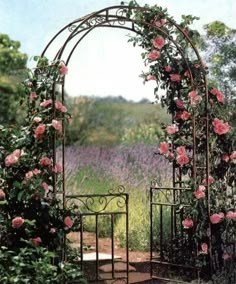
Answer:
[0, 58, 84, 283]
[125, 0, 236, 280]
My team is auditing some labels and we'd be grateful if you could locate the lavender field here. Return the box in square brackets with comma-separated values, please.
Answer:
[62, 143, 172, 194]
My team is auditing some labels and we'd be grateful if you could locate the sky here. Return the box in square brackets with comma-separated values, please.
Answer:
[0, 0, 236, 102]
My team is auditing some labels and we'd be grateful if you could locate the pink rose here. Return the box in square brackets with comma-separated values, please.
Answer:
[223, 253, 231, 260]
[12, 216, 24, 229]
[148, 50, 160, 60]
[201, 243, 208, 254]
[32, 168, 41, 175]
[12, 149, 22, 158]
[182, 28, 189, 35]
[212, 118, 230, 135]
[230, 151, 236, 160]
[175, 99, 185, 109]
[147, 75, 157, 81]
[188, 90, 202, 106]
[182, 218, 193, 229]
[152, 36, 165, 49]
[210, 213, 224, 224]
[170, 74, 181, 82]
[203, 175, 214, 186]
[25, 171, 34, 179]
[176, 146, 187, 155]
[5, 154, 19, 167]
[60, 62, 68, 76]
[39, 156, 52, 166]
[159, 142, 169, 154]
[151, 19, 166, 27]
[33, 116, 42, 123]
[40, 99, 52, 107]
[176, 154, 189, 165]
[51, 163, 62, 173]
[193, 185, 206, 199]
[166, 124, 179, 134]
[41, 182, 49, 192]
[210, 88, 225, 103]
[50, 228, 56, 234]
[64, 216, 73, 228]
[167, 152, 175, 160]
[184, 70, 191, 77]
[164, 65, 172, 72]
[52, 119, 62, 133]
[194, 64, 200, 68]
[181, 111, 191, 120]
[34, 124, 46, 139]
[0, 189, 6, 199]
[30, 237, 42, 246]
[222, 154, 230, 162]
[30, 91, 37, 100]
[226, 211, 236, 219]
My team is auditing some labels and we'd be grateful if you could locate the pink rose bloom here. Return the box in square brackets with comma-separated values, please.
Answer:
[34, 124, 46, 139]
[55, 100, 63, 110]
[167, 152, 175, 160]
[175, 99, 185, 109]
[30, 91, 37, 100]
[170, 74, 181, 82]
[12, 149, 22, 158]
[176, 154, 189, 165]
[50, 228, 56, 234]
[210, 213, 224, 224]
[25, 171, 34, 179]
[159, 142, 169, 154]
[166, 124, 179, 134]
[226, 211, 236, 219]
[148, 50, 160, 60]
[152, 36, 165, 49]
[12, 216, 25, 229]
[64, 216, 73, 228]
[201, 243, 208, 254]
[32, 168, 41, 175]
[165, 65, 172, 72]
[60, 62, 68, 76]
[176, 146, 187, 155]
[61, 105, 67, 112]
[30, 237, 42, 246]
[40, 99, 52, 107]
[151, 19, 166, 27]
[223, 253, 231, 260]
[181, 111, 191, 120]
[230, 151, 236, 160]
[51, 163, 62, 173]
[41, 182, 49, 191]
[203, 175, 214, 186]
[33, 117, 42, 123]
[212, 118, 230, 135]
[147, 75, 156, 81]
[188, 90, 202, 106]
[184, 70, 191, 77]
[5, 154, 19, 167]
[194, 64, 200, 68]
[210, 88, 225, 103]
[193, 185, 206, 199]
[222, 154, 230, 162]
[182, 218, 193, 229]
[0, 189, 6, 199]
[182, 28, 189, 35]
[39, 156, 52, 166]
[52, 119, 62, 133]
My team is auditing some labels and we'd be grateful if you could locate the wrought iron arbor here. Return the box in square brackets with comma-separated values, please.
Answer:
[38, 4, 231, 283]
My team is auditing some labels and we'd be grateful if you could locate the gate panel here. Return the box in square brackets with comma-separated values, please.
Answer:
[65, 189, 129, 283]
[150, 186, 197, 282]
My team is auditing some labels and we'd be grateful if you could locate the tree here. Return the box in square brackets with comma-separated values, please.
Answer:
[202, 21, 236, 100]
[0, 33, 28, 125]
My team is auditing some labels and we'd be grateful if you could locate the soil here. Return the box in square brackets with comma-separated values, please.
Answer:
[68, 232, 160, 283]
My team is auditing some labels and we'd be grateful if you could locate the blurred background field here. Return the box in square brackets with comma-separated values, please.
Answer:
[62, 95, 172, 251]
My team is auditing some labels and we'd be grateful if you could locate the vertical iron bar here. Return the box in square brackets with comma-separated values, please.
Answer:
[160, 204, 163, 259]
[126, 193, 129, 284]
[111, 213, 115, 279]
[52, 82, 57, 195]
[80, 216, 83, 272]
[95, 214, 99, 281]
[150, 187, 153, 278]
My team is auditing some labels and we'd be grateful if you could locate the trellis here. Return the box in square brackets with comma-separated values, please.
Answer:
[38, 3, 235, 283]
